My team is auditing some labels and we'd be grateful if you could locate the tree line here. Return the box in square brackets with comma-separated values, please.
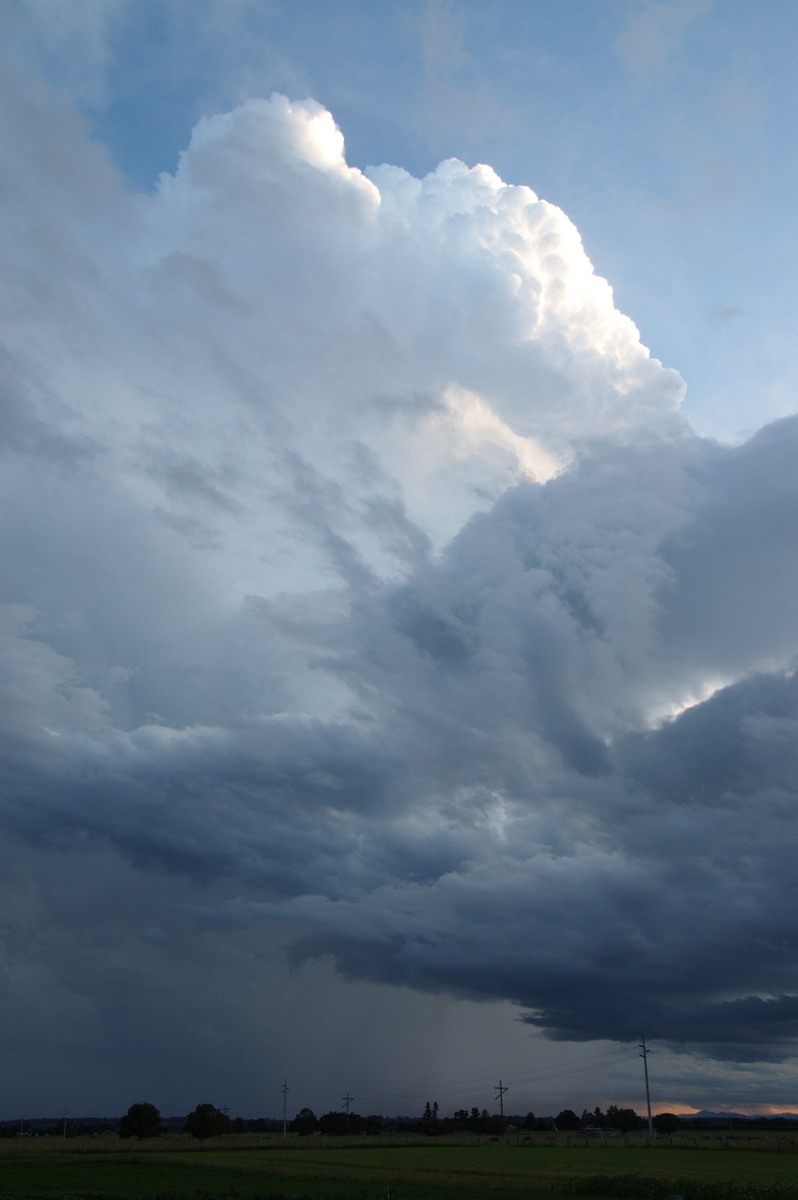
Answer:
[9, 1101, 796, 1140]
[289, 1103, 657, 1136]
[119, 1103, 251, 1140]
[111, 1101, 683, 1141]
[114, 1101, 648, 1141]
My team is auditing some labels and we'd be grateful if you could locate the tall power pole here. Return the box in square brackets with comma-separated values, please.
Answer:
[342, 1092, 353, 1136]
[639, 1036, 653, 1138]
[494, 1080, 508, 1121]
[281, 1078, 289, 1140]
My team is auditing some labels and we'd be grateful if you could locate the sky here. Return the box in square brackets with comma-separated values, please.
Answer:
[0, 0, 797, 1122]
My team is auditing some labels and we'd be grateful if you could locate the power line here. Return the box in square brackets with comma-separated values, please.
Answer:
[224, 1042, 643, 1119]
[348, 1046, 633, 1110]
[355, 1046, 630, 1100]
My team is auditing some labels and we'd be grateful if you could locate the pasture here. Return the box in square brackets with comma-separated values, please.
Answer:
[1, 1133, 797, 1200]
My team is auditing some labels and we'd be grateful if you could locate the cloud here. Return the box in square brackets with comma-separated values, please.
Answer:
[617, 0, 712, 85]
[2, 70, 797, 1108]
[0, 0, 124, 109]
[415, 0, 516, 153]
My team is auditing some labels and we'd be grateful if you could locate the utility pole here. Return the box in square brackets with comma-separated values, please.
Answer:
[342, 1092, 353, 1136]
[494, 1080, 508, 1121]
[639, 1036, 653, 1138]
[63, 1110, 68, 1141]
[281, 1078, 289, 1140]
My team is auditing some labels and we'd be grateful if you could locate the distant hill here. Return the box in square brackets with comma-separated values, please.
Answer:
[691, 1110, 798, 1122]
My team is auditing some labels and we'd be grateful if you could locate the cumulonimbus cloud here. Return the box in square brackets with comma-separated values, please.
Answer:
[2, 81, 797, 1066]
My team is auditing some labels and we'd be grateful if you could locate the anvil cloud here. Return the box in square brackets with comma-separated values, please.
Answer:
[1, 73, 797, 1112]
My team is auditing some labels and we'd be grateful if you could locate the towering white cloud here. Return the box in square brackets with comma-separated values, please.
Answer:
[2, 75, 797, 1110]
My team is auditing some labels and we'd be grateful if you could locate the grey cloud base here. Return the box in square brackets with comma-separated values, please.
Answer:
[4, 423, 797, 1061]
[2, 79, 797, 1096]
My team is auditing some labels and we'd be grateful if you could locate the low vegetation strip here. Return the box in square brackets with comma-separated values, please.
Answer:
[7, 1189, 798, 1200]
[564, 1179, 798, 1199]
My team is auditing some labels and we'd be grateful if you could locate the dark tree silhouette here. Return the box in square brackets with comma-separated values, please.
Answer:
[118, 1102, 161, 1140]
[606, 1105, 644, 1131]
[184, 1103, 231, 1140]
[653, 1112, 681, 1133]
[318, 1110, 364, 1135]
[290, 1107, 319, 1135]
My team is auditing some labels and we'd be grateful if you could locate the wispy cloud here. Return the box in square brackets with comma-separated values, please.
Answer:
[617, 0, 713, 85]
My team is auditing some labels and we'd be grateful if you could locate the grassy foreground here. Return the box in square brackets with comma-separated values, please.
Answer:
[1, 1135, 798, 1200]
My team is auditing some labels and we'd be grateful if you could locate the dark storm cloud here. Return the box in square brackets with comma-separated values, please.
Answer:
[235, 425, 798, 1056]
[4, 420, 796, 1059]
[2, 71, 797, 1105]
[660, 416, 798, 672]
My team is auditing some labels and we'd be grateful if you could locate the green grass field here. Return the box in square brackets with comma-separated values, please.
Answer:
[1, 1135, 797, 1200]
